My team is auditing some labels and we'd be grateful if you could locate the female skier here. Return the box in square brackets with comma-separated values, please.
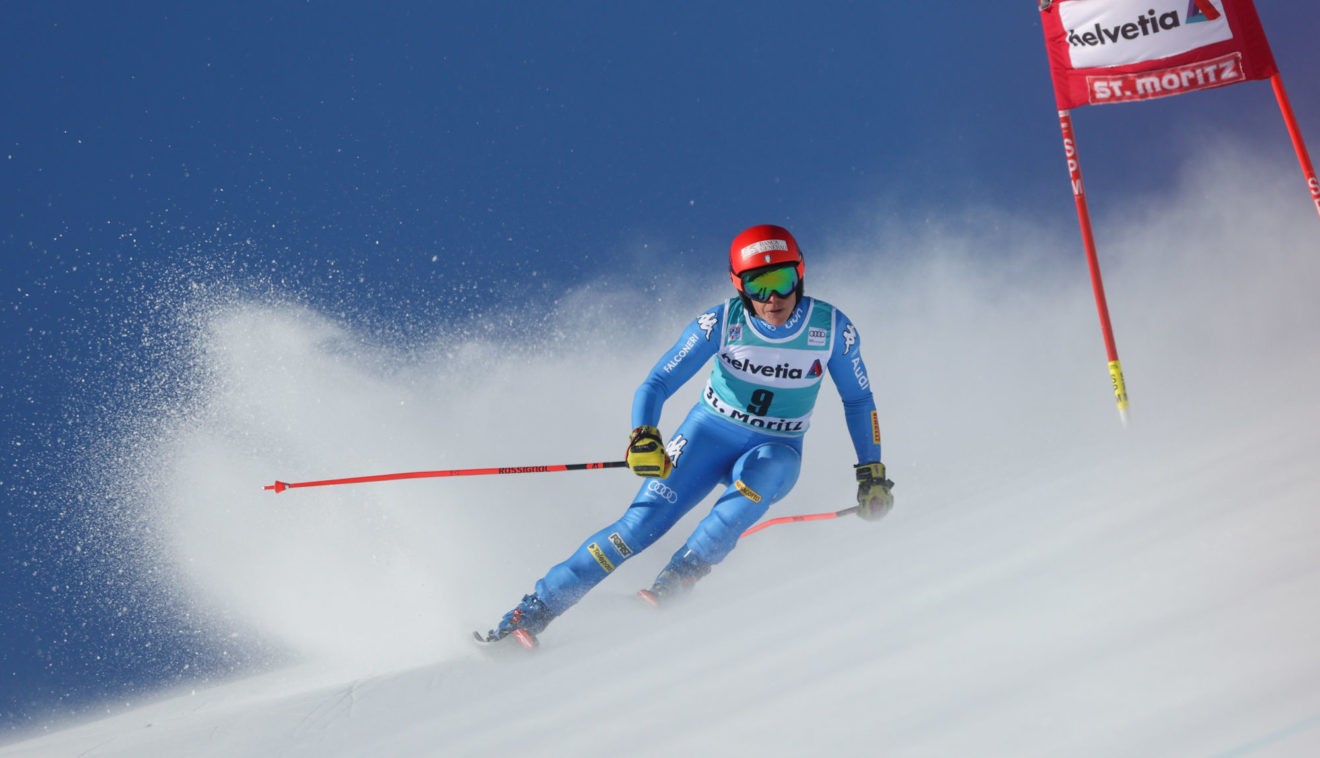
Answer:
[479, 224, 893, 648]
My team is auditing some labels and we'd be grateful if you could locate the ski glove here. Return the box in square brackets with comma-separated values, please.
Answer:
[627, 425, 673, 479]
[855, 462, 894, 521]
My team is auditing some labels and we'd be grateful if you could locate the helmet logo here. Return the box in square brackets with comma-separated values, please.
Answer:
[740, 239, 789, 260]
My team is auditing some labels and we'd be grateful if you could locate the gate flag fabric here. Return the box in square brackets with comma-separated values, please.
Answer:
[1040, 0, 1278, 109]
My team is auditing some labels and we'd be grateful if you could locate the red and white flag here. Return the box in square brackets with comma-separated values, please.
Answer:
[1040, 0, 1278, 109]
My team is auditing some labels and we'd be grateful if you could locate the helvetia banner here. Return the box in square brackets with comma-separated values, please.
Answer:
[1040, 0, 1278, 109]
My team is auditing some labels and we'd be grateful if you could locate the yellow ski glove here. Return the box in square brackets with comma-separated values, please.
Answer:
[626, 425, 673, 479]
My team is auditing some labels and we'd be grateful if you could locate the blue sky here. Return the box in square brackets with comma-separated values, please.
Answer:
[3, 1, 1317, 732]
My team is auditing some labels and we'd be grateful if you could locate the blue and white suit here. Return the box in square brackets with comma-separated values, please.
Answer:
[534, 295, 882, 613]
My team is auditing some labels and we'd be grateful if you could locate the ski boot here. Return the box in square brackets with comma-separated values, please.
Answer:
[476, 593, 557, 650]
[637, 547, 712, 608]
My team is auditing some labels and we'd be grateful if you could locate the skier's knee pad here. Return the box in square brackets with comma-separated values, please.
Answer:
[535, 512, 656, 612]
[686, 445, 801, 563]
[615, 500, 682, 551]
[690, 494, 768, 562]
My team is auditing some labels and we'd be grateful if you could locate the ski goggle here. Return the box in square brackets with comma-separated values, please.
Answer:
[740, 265, 800, 302]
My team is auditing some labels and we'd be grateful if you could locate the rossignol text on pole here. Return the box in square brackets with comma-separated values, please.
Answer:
[265, 460, 628, 493]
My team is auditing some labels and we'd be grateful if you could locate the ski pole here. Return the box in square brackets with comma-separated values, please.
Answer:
[265, 459, 627, 493]
[740, 505, 860, 538]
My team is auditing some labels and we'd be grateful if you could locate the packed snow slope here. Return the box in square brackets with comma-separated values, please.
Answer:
[4, 151, 1320, 756]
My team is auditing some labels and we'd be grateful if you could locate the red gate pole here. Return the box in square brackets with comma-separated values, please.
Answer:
[1057, 109, 1130, 425]
[1269, 73, 1320, 220]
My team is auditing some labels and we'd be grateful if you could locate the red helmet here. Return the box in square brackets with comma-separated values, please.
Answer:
[728, 224, 805, 294]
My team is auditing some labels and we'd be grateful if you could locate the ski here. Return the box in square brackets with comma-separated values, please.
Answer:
[471, 628, 539, 652]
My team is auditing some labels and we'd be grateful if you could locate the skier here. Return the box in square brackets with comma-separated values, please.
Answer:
[479, 224, 893, 648]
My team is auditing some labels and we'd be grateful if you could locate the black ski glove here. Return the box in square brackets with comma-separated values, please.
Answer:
[855, 462, 894, 521]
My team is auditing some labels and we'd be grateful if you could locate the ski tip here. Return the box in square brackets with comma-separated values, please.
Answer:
[472, 628, 539, 653]
[636, 589, 660, 608]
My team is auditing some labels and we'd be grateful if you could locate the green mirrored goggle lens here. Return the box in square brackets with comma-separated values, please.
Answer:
[741, 266, 799, 302]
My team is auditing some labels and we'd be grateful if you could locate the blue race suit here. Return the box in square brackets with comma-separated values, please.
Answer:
[534, 295, 882, 613]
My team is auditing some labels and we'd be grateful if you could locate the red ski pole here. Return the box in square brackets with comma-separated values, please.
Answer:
[265, 459, 627, 493]
[740, 505, 860, 538]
